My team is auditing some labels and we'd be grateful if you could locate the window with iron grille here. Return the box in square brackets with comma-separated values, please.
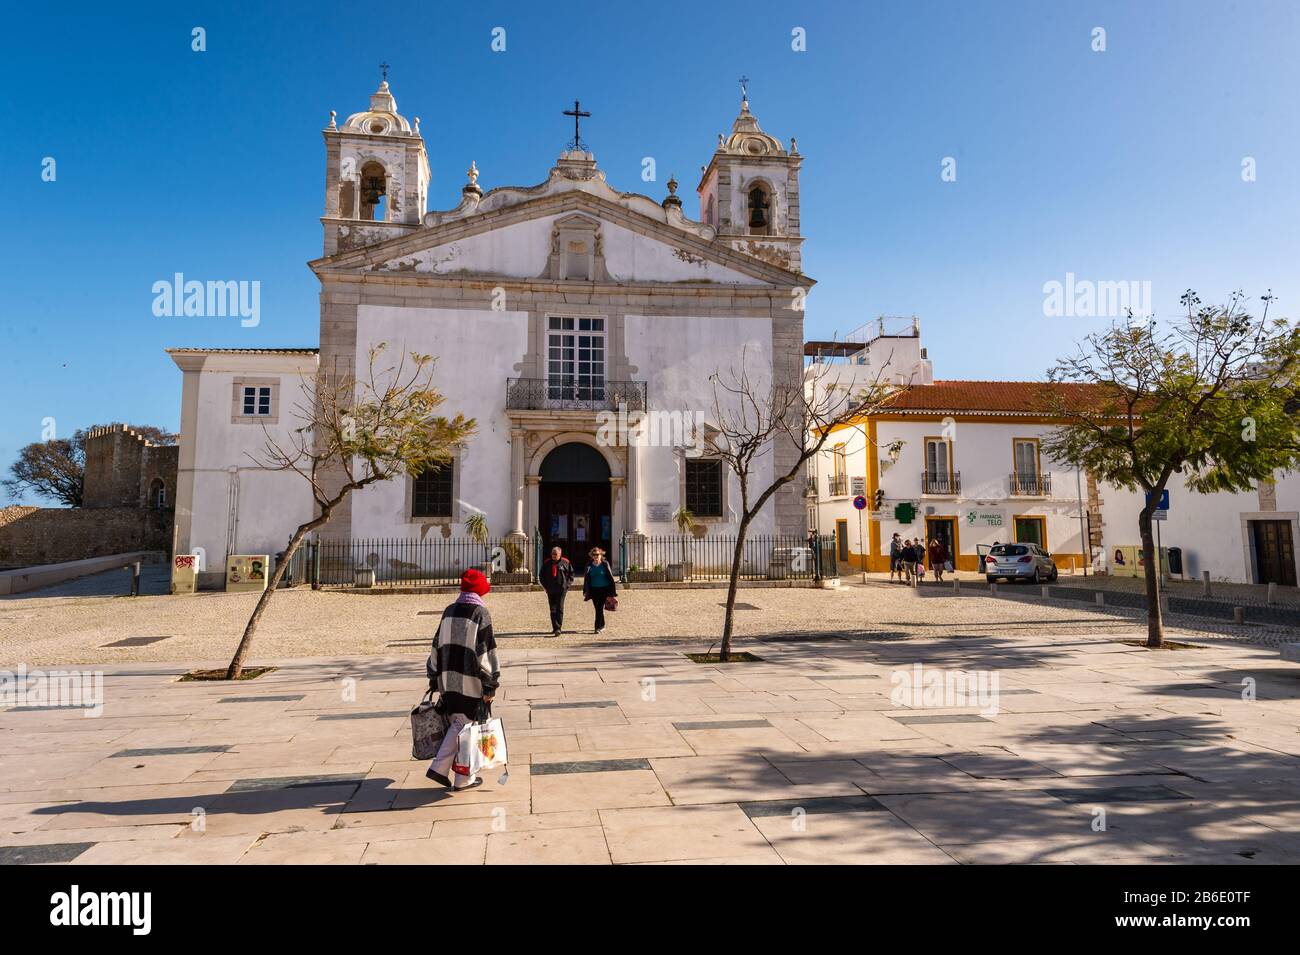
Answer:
[412, 461, 454, 518]
[685, 459, 723, 517]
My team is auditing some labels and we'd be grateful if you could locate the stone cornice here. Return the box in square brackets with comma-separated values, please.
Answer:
[309, 190, 813, 288]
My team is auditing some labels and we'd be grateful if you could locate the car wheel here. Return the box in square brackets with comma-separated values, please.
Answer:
[986, 575, 997, 584]
[1049, 566, 1059, 582]
[1030, 568, 1040, 584]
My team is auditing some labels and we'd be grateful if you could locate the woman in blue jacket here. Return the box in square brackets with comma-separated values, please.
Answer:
[582, 547, 618, 634]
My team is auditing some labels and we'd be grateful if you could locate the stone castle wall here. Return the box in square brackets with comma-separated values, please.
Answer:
[0, 505, 171, 569]
[82, 424, 178, 509]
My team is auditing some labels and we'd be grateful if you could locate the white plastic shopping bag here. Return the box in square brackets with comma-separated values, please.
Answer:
[452, 715, 508, 779]
[476, 717, 509, 771]
[452, 720, 484, 778]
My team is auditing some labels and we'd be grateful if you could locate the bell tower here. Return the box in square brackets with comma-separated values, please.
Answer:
[697, 84, 804, 272]
[321, 73, 429, 255]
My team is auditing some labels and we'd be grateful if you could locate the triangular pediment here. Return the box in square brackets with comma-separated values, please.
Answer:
[311, 191, 810, 287]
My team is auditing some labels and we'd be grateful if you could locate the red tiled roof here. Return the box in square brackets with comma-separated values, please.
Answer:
[880, 380, 1109, 416]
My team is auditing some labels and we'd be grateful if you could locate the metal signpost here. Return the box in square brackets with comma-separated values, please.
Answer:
[853, 495, 868, 582]
[1146, 490, 1170, 580]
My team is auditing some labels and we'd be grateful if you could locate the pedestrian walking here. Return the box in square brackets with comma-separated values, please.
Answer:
[583, 547, 618, 634]
[540, 545, 574, 637]
[929, 537, 949, 583]
[425, 568, 500, 791]
[889, 533, 903, 582]
[902, 538, 919, 585]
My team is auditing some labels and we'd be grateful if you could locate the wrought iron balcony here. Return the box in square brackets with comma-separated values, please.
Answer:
[922, 470, 961, 495]
[1010, 472, 1051, 496]
[827, 474, 849, 497]
[505, 378, 647, 412]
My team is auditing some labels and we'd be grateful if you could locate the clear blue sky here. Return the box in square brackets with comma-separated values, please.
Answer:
[3, 0, 1297, 503]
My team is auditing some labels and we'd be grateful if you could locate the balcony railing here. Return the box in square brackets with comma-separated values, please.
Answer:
[827, 474, 849, 497]
[505, 378, 646, 412]
[1010, 472, 1051, 496]
[922, 470, 961, 495]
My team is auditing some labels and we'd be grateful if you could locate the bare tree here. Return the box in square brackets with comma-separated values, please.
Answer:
[224, 345, 475, 679]
[707, 350, 901, 660]
[1041, 291, 1300, 648]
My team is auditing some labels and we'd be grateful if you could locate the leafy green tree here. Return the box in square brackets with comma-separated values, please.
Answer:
[1041, 291, 1300, 647]
[225, 346, 474, 678]
[4, 438, 83, 506]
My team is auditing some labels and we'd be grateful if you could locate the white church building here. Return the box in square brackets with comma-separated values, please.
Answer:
[168, 80, 811, 581]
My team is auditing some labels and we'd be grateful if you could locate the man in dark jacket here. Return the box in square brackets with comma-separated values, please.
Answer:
[540, 546, 574, 637]
[889, 533, 903, 582]
[426, 568, 500, 790]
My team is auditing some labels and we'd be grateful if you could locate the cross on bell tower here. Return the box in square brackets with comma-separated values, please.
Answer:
[379, 61, 389, 82]
[562, 99, 591, 152]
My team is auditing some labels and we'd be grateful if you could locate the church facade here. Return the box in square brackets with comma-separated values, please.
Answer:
[169, 80, 811, 576]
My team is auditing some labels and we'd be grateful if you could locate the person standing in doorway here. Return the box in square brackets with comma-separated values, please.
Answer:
[425, 568, 500, 791]
[540, 545, 574, 637]
[583, 547, 618, 634]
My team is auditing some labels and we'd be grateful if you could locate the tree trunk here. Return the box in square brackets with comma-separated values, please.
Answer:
[720, 514, 753, 662]
[1138, 506, 1163, 648]
[225, 525, 311, 680]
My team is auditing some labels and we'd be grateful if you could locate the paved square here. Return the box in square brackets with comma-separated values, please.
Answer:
[3, 583, 1300, 864]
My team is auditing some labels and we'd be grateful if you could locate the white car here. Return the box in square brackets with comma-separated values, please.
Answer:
[985, 542, 1058, 584]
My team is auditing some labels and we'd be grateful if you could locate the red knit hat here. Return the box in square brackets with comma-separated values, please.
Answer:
[460, 568, 490, 596]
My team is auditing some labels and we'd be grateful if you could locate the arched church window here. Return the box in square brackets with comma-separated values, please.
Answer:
[747, 185, 772, 236]
[706, 195, 715, 227]
[360, 161, 388, 221]
[149, 478, 166, 509]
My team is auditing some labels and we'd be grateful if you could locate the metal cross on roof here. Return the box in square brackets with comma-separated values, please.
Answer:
[738, 75, 749, 100]
[379, 61, 390, 81]
[562, 99, 591, 151]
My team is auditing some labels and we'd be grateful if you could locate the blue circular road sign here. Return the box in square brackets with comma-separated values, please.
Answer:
[853, 495, 868, 510]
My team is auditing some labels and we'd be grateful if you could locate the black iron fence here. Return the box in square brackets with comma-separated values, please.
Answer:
[312, 536, 528, 588]
[622, 533, 826, 581]
[280, 531, 834, 588]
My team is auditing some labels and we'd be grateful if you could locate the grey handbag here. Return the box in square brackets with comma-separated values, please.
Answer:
[410, 688, 449, 760]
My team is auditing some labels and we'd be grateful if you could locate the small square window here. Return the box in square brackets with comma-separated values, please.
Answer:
[242, 386, 273, 416]
[233, 380, 279, 423]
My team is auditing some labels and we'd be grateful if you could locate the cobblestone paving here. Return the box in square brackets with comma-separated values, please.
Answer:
[2, 576, 1296, 667]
